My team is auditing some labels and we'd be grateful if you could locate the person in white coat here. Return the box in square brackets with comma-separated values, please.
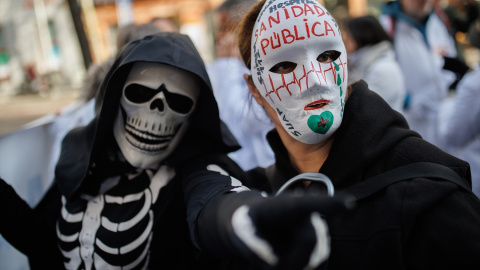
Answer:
[342, 15, 406, 113]
[380, 0, 457, 147]
[207, 0, 275, 171]
[439, 18, 480, 198]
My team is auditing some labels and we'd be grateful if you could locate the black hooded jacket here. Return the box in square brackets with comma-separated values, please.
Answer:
[55, 32, 240, 202]
[241, 80, 480, 269]
[0, 32, 244, 269]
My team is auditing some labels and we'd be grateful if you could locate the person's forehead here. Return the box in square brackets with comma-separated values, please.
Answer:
[256, 1, 331, 25]
[128, 63, 193, 81]
[255, 3, 342, 53]
[256, 16, 343, 62]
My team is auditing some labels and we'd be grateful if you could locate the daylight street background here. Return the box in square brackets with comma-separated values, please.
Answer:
[0, 90, 79, 136]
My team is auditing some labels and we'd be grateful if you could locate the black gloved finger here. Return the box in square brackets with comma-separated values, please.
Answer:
[243, 194, 348, 270]
[267, 212, 330, 270]
[229, 193, 343, 270]
[275, 214, 319, 270]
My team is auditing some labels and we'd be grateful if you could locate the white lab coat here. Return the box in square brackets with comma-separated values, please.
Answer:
[348, 41, 407, 113]
[207, 57, 275, 170]
[380, 13, 454, 146]
[439, 65, 480, 198]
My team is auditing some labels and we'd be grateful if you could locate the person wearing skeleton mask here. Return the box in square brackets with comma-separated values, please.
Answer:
[0, 32, 250, 269]
[182, 1, 480, 269]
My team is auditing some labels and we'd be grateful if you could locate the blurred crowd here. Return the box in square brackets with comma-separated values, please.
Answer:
[342, 0, 480, 197]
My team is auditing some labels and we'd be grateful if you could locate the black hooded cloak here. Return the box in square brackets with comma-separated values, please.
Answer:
[0, 32, 244, 269]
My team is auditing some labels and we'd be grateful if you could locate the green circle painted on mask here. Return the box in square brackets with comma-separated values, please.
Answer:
[307, 111, 334, 134]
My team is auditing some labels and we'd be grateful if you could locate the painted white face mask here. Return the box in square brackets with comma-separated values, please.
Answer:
[113, 62, 200, 169]
[251, 0, 348, 144]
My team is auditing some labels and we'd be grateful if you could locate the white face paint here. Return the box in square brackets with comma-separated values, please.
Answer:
[113, 62, 200, 169]
[251, 0, 348, 144]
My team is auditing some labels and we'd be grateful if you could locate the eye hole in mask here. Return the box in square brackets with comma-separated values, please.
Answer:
[124, 83, 194, 114]
[269, 61, 297, 74]
[269, 50, 342, 75]
[317, 50, 341, 63]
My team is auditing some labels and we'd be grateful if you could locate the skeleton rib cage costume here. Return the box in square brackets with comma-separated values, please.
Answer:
[56, 167, 175, 269]
[0, 33, 243, 269]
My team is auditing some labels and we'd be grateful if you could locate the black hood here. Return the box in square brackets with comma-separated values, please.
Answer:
[55, 32, 240, 200]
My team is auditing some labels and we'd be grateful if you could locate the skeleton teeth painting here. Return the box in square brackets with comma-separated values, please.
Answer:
[122, 107, 177, 152]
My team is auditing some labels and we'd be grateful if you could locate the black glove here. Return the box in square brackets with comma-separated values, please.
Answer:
[443, 56, 470, 75]
[229, 192, 353, 270]
[443, 56, 471, 90]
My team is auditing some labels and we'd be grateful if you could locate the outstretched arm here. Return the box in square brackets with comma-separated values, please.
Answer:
[181, 155, 351, 270]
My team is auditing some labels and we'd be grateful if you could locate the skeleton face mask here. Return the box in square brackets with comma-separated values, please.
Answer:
[113, 62, 200, 169]
[251, 0, 348, 144]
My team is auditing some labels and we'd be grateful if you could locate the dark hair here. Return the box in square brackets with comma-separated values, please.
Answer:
[236, 0, 266, 69]
[343, 15, 391, 49]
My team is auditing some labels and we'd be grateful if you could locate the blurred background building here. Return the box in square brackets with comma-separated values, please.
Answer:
[0, 0, 478, 137]
[0, 0, 85, 97]
[0, 0, 427, 98]
[0, 0, 475, 96]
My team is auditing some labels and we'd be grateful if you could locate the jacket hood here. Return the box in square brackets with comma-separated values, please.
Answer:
[55, 32, 240, 200]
